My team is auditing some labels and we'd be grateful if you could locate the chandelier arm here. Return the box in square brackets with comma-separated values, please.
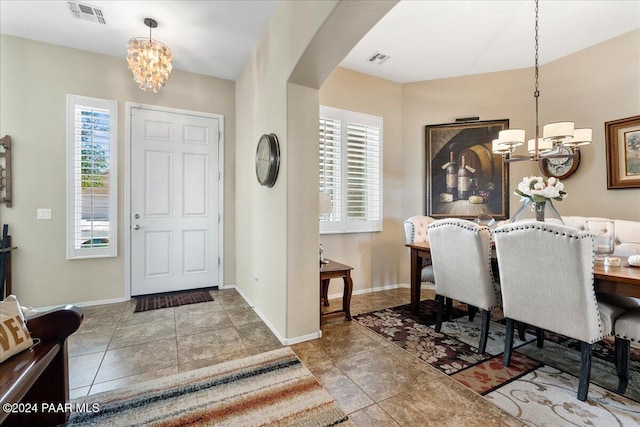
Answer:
[538, 152, 579, 160]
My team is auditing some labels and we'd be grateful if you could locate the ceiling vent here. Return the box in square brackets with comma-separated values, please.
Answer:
[366, 52, 390, 65]
[68, 2, 106, 24]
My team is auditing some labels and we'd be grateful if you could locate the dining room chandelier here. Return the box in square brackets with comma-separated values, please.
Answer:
[126, 18, 173, 93]
[492, 0, 592, 163]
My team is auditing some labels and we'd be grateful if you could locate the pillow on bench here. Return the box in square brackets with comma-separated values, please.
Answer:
[0, 295, 34, 363]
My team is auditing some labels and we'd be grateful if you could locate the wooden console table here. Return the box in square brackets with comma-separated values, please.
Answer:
[320, 259, 353, 321]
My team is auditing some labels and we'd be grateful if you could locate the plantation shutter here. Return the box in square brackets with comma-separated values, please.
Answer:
[346, 123, 380, 222]
[319, 116, 342, 222]
[67, 95, 117, 259]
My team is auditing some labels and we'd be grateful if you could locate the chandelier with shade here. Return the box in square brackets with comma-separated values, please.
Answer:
[126, 18, 173, 93]
[492, 0, 592, 163]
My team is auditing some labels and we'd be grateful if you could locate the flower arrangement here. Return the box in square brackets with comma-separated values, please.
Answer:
[515, 176, 567, 203]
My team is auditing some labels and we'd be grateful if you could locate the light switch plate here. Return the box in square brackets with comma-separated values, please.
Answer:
[37, 208, 52, 220]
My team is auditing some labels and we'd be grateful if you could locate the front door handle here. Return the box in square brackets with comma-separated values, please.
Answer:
[133, 224, 144, 230]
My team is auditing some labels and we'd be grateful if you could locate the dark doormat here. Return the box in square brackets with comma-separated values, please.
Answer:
[134, 290, 214, 312]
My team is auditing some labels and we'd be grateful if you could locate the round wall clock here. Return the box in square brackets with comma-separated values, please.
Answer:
[540, 146, 580, 179]
[255, 133, 280, 187]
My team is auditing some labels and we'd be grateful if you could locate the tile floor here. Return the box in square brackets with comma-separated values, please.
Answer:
[68, 287, 523, 426]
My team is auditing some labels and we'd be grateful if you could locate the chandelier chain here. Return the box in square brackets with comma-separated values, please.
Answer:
[533, 0, 540, 152]
[534, 0, 539, 96]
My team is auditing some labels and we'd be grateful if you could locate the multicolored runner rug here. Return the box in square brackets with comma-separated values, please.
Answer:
[68, 348, 352, 426]
[355, 300, 640, 426]
[134, 290, 213, 312]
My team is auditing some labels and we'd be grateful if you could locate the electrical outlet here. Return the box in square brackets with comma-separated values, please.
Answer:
[37, 208, 52, 220]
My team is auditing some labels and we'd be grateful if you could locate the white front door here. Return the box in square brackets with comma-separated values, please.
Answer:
[130, 107, 220, 296]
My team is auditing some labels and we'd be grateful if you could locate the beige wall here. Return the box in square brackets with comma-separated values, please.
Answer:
[319, 68, 405, 294]
[0, 35, 236, 307]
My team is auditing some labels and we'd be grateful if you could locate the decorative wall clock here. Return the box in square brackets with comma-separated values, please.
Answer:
[255, 133, 280, 187]
[540, 146, 580, 179]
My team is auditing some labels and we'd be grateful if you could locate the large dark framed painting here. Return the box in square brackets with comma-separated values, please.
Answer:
[425, 119, 509, 220]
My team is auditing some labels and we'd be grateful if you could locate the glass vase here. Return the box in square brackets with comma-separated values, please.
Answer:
[586, 219, 615, 262]
[510, 199, 564, 224]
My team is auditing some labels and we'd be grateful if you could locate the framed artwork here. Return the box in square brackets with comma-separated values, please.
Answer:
[425, 119, 509, 219]
[605, 115, 640, 189]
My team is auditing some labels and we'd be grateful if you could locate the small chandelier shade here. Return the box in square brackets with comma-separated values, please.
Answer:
[126, 18, 173, 93]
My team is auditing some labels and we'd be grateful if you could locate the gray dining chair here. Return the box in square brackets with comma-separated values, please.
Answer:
[427, 218, 500, 354]
[403, 215, 436, 285]
[613, 307, 640, 393]
[494, 221, 627, 401]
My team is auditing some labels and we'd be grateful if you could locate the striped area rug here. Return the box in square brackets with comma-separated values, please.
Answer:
[67, 347, 352, 426]
[134, 290, 213, 312]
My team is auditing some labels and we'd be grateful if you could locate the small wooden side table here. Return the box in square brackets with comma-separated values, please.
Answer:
[320, 259, 353, 321]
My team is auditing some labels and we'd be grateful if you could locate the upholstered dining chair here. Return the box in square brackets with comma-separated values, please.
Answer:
[494, 221, 627, 401]
[427, 218, 500, 354]
[403, 215, 436, 285]
[613, 307, 640, 394]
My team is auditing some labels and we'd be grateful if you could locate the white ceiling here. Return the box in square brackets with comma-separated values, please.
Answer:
[0, 0, 279, 81]
[1, 1, 639, 83]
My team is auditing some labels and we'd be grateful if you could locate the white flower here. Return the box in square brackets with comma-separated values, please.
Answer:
[514, 175, 567, 202]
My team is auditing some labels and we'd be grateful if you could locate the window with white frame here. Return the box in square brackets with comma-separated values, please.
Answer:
[66, 94, 117, 259]
[319, 106, 382, 234]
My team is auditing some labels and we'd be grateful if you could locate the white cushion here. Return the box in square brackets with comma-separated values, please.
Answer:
[561, 216, 640, 258]
[615, 307, 640, 342]
[498, 216, 640, 258]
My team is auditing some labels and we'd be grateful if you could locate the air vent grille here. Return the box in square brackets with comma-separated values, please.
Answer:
[68, 1, 106, 24]
[366, 52, 390, 65]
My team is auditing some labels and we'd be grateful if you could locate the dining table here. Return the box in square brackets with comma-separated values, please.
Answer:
[406, 241, 640, 315]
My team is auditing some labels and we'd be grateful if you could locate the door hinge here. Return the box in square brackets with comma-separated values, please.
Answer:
[218, 131, 221, 142]
[218, 256, 221, 266]
[218, 213, 221, 223]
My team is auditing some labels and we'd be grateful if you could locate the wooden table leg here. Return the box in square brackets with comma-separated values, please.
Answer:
[342, 273, 353, 321]
[321, 279, 330, 306]
[410, 248, 421, 315]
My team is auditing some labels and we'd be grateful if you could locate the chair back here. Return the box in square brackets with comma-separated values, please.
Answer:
[427, 219, 499, 311]
[494, 221, 605, 343]
[403, 216, 435, 244]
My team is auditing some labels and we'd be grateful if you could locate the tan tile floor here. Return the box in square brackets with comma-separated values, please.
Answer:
[68, 287, 524, 426]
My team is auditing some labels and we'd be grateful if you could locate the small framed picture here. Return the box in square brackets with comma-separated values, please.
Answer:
[605, 115, 640, 189]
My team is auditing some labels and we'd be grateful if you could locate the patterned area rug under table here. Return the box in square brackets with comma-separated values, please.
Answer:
[67, 347, 352, 426]
[355, 300, 640, 427]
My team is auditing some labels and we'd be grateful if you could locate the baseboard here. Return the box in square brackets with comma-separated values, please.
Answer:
[227, 284, 322, 346]
[326, 282, 434, 300]
[33, 296, 130, 313]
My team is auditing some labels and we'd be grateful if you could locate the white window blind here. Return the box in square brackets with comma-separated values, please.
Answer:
[319, 116, 342, 222]
[319, 106, 383, 234]
[66, 94, 117, 259]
